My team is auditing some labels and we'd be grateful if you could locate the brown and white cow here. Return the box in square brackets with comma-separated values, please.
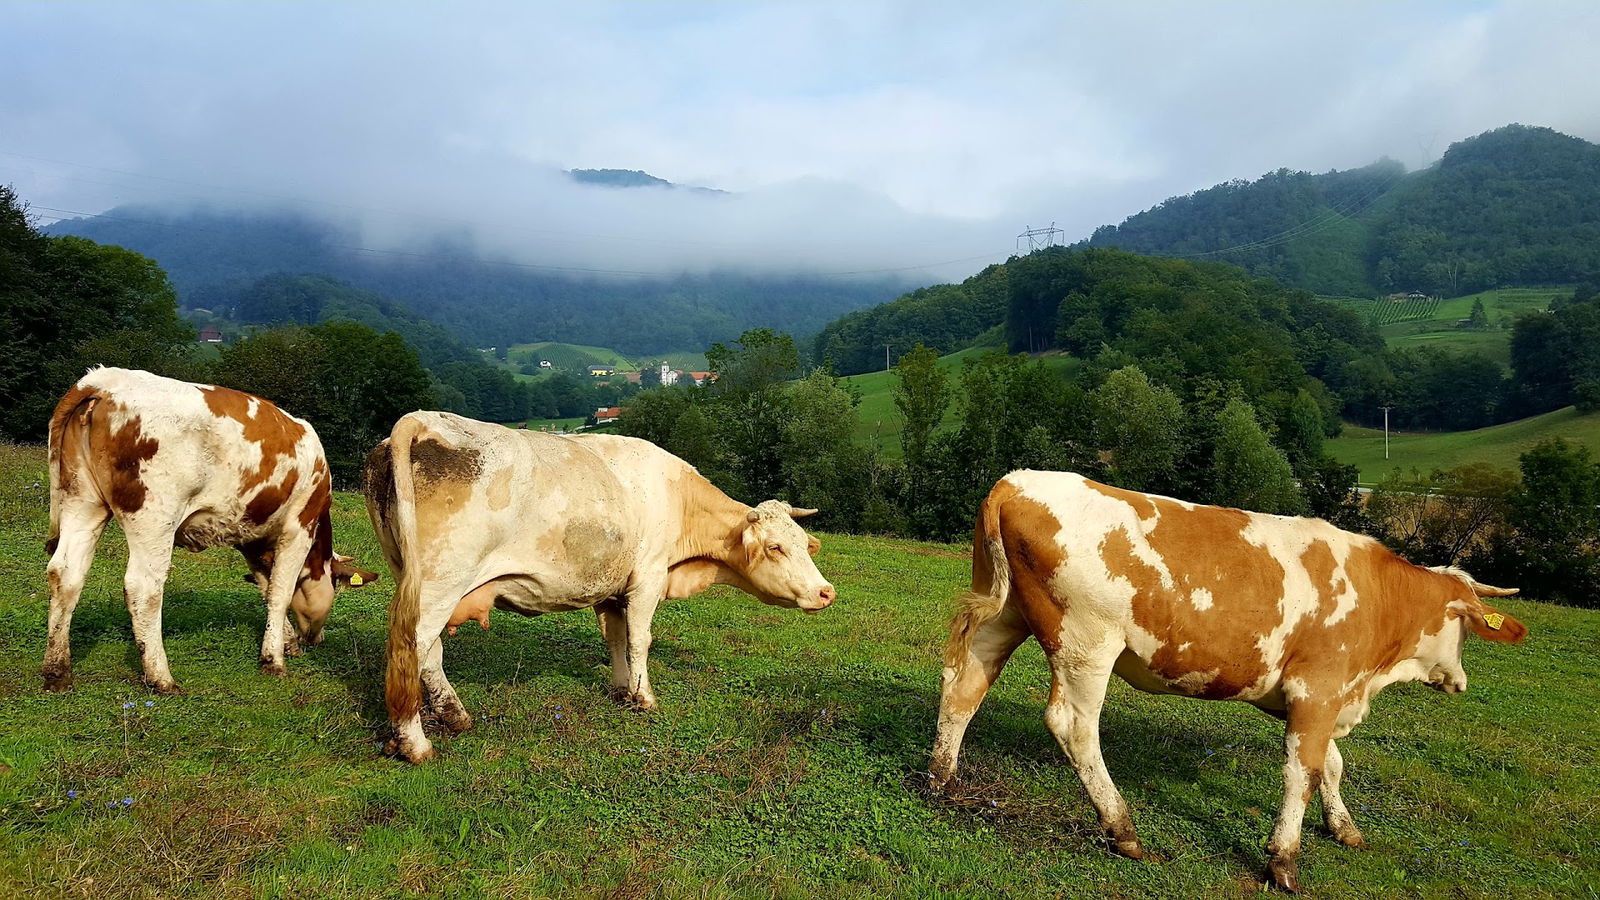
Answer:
[365, 410, 836, 763]
[930, 470, 1526, 892]
[43, 367, 376, 693]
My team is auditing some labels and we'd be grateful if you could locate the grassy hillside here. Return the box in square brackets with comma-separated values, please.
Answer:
[1328, 406, 1600, 483]
[1326, 287, 1567, 364]
[846, 349, 1079, 455]
[1, 445, 1596, 898]
[499, 342, 709, 376]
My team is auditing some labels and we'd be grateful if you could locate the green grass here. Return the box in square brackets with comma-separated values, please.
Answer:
[2, 443, 1597, 898]
[1327, 406, 1600, 483]
[495, 342, 710, 377]
[846, 349, 1080, 457]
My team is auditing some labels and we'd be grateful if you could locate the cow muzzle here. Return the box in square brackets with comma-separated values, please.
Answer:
[801, 584, 837, 614]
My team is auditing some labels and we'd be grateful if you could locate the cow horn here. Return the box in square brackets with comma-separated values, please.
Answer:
[746, 509, 761, 523]
[788, 507, 819, 518]
[1471, 581, 1519, 598]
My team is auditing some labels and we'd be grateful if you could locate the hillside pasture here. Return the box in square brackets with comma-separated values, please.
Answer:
[1, 444, 1596, 898]
[1327, 405, 1600, 483]
[845, 349, 1079, 457]
[1328, 287, 1568, 364]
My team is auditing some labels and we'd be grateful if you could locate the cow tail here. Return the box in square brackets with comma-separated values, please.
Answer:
[45, 384, 100, 557]
[946, 490, 1011, 668]
[384, 416, 425, 726]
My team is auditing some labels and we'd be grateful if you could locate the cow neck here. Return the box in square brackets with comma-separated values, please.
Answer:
[672, 476, 752, 570]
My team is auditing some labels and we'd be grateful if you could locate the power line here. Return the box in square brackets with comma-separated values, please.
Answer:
[1168, 165, 1408, 260]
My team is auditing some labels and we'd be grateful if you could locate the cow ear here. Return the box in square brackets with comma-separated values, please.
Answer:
[807, 536, 820, 556]
[1453, 600, 1527, 644]
[332, 558, 377, 589]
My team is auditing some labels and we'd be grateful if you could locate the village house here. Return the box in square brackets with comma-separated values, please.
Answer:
[586, 365, 616, 377]
[197, 327, 223, 343]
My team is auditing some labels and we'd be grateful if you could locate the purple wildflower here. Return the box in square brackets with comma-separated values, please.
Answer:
[554, 714, 562, 720]
[122, 797, 133, 807]
[144, 701, 154, 708]
[121, 702, 135, 710]
[67, 790, 77, 799]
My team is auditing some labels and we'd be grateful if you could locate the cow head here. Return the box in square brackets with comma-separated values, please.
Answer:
[728, 500, 835, 612]
[1414, 569, 1526, 694]
[289, 512, 379, 645]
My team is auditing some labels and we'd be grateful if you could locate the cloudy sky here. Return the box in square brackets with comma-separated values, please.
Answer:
[3, 1, 1597, 279]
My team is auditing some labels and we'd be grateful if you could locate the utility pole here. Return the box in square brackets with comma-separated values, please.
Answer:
[1380, 405, 1393, 460]
[885, 343, 891, 372]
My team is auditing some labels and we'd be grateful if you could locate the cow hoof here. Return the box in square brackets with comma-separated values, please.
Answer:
[1333, 828, 1367, 850]
[260, 661, 287, 678]
[1265, 856, 1300, 893]
[1111, 838, 1146, 860]
[283, 643, 304, 658]
[42, 672, 73, 693]
[146, 680, 181, 695]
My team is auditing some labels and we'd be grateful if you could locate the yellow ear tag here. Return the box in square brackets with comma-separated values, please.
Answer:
[1483, 612, 1505, 631]
[349, 574, 364, 587]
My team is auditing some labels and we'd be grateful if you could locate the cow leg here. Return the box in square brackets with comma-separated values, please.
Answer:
[243, 552, 302, 657]
[1320, 739, 1365, 849]
[392, 592, 464, 762]
[619, 585, 664, 709]
[1043, 642, 1144, 860]
[42, 502, 111, 691]
[594, 599, 632, 700]
[420, 638, 471, 734]
[122, 536, 178, 693]
[259, 533, 312, 676]
[1265, 705, 1336, 892]
[929, 603, 1028, 787]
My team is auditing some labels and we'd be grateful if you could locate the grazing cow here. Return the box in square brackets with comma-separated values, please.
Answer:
[43, 367, 376, 692]
[930, 471, 1526, 892]
[365, 411, 837, 763]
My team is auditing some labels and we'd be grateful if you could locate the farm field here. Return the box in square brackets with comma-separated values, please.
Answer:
[496, 342, 709, 377]
[845, 348, 1079, 457]
[1327, 406, 1600, 483]
[2, 444, 1597, 899]
[1327, 287, 1568, 364]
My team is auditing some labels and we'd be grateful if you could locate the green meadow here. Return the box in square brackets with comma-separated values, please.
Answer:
[1326, 406, 1600, 484]
[1, 444, 1596, 899]
[1328, 287, 1569, 365]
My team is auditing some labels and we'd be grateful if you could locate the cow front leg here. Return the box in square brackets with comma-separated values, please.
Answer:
[594, 599, 633, 701]
[619, 586, 663, 709]
[122, 540, 177, 693]
[929, 603, 1028, 788]
[1266, 705, 1336, 892]
[1043, 642, 1144, 860]
[42, 503, 109, 691]
[259, 534, 311, 677]
[1320, 739, 1365, 849]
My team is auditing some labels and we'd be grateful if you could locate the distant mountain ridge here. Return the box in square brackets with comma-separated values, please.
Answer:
[1084, 124, 1600, 297]
[567, 168, 727, 195]
[45, 207, 899, 355]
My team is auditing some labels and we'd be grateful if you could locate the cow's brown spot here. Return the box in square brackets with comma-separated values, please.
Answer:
[105, 411, 160, 514]
[199, 385, 307, 495]
[991, 480, 1069, 652]
[298, 459, 332, 532]
[1098, 495, 1285, 698]
[1083, 478, 1159, 520]
[246, 470, 299, 527]
[412, 438, 482, 484]
[363, 440, 395, 529]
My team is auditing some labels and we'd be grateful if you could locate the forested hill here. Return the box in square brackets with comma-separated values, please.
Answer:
[45, 209, 903, 355]
[1086, 124, 1600, 297]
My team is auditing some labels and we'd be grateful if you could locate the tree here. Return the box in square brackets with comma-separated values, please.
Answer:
[1478, 439, 1600, 606]
[0, 188, 195, 440]
[893, 344, 949, 466]
[1091, 366, 1185, 493]
[1368, 464, 1516, 565]
[1210, 399, 1303, 514]
[1467, 298, 1490, 330]
[706, 329, 801, 500]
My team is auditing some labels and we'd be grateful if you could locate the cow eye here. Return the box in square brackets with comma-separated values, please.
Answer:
[768, 544, 784, 555]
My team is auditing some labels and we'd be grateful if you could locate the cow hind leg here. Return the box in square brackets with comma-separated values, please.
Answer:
[594, 599, 633, 703]
[391, 590, 464, 763]
[929, 603, 1028, 788]
[1320, 739, 1365, 849]
[420, 638, 471, 734]
[42, 503, 110, 691]
[1043, 641, 1144, 860]
[122, 537, 178, 693]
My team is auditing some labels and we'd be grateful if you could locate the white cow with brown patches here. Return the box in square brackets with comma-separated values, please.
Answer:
[930, 470, 1526, 892]
[365, 411, 837, 763]
[43, 368, 376, 693]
